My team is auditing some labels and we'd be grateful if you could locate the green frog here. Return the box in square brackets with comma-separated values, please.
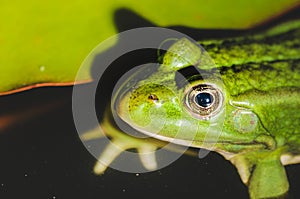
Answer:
[82, 19, 300, 198]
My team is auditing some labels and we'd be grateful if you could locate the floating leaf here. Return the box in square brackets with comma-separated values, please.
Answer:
[0, 0, 299, 94]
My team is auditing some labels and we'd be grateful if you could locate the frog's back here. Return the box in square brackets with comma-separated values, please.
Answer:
[200, 20, 300, 152]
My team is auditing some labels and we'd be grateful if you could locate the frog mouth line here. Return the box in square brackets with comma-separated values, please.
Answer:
[141, 126, 265, 146]
[119, 117, 268, 151]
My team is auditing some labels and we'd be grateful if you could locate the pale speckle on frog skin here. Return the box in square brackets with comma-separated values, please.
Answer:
[232, 109, 258, 133]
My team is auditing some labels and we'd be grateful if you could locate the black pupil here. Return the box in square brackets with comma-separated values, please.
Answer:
[195, 92, 213, 107]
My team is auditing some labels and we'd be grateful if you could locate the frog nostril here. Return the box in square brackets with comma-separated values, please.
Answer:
[195, 92, 214, 108]
[148, 94, 159, 101]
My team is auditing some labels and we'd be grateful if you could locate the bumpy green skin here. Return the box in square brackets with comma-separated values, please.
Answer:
[116, 20, 300, 198]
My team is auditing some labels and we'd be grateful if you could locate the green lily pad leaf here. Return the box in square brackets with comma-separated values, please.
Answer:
[0, 0, 299, 94]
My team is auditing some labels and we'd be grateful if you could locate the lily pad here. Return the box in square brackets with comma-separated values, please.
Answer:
[0, 0, 299, 94]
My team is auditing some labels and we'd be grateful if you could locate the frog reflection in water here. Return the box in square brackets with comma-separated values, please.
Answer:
[82, 19, 300, 199]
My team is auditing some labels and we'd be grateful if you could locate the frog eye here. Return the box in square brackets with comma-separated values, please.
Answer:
[195, 92, 214, 107]
[184, 84, 223, 120]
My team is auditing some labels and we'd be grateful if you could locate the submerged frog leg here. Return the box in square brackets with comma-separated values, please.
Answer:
[82, 127, 161, 174]
[80, 108, 168, 174]
[81, 108, 197, 174]
[80, 127, 106, 140]
[93, 138, 134, 174]
[137, 145, 158, 170]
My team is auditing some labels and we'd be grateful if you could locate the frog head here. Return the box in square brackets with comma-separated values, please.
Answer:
[115, 38, 272, 152]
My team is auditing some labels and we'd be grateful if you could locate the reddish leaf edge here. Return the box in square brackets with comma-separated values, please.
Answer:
[0, 79, 92, 96]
